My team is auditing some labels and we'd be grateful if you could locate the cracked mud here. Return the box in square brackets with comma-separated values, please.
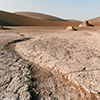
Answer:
[0, 27, 100, 100]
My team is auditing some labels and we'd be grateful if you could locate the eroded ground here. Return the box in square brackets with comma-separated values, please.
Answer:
[0, 26, 100, 100]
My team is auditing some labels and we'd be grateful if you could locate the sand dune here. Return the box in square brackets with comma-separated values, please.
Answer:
[14, 12, 66, 21]
[0, 10, 81, 26]
[68, 19, 81, 22]
[88, 17, 100, 26]
[15, 12, 82, 22]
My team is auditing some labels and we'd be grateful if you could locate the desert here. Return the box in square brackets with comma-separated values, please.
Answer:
[0, 9, 100, 100]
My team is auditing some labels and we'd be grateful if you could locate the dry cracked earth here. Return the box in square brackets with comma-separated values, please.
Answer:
[0, 26, 100, 100]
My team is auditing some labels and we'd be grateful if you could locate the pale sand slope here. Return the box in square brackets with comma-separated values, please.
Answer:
[15, 26, 100, 99]
[0, 10, 80, 26]
[14, 12, 66, 21]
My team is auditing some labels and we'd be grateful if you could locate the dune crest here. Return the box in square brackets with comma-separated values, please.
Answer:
[14, 12, 66, 21]
[0, 10, 81, 26]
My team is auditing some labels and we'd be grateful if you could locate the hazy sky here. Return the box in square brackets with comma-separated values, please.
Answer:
[0, 0, 100, 21]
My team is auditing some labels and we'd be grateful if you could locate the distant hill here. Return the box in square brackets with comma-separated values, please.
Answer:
[68, 19, 82, 22]
[88, 17, 100, 26]
[14, 12, 66, 21]
[0, 10, 81, 26]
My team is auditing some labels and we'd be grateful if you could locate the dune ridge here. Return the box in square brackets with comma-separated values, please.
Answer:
[88, 17, 100, 26]
[14, 12, 66, 21]
[0, 10, 81, 26]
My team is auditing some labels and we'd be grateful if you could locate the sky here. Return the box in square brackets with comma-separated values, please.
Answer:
[0, 0, 100, 21]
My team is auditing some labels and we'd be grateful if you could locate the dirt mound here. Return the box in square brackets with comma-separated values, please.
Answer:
[66, 26, 77, 31]
[78, 20, 94, 27]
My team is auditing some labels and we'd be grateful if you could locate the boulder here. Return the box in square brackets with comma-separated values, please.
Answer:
[78, 20, 94, 27]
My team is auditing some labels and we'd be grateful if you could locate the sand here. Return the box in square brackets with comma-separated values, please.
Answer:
[0, 10, 80, 26]
[0, 10, 100, 100]
[15, 12, 66, 21]
[89, 17, 100, 26]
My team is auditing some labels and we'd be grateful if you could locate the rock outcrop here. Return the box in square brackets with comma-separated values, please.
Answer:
[66, 26, 77, 31]
[78, 20, 94, 27]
